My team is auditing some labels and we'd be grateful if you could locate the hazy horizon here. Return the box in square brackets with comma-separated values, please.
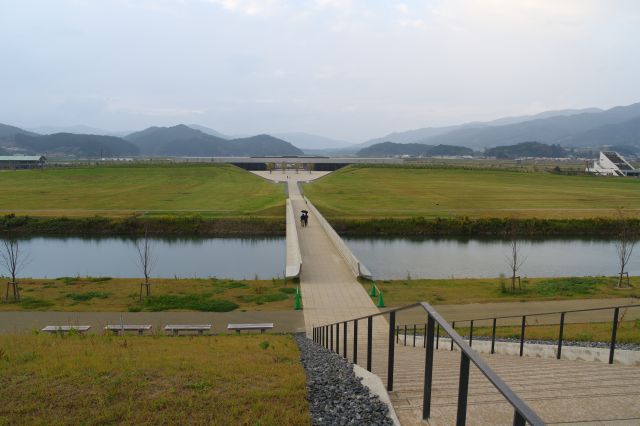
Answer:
[2, 0, 639, 143]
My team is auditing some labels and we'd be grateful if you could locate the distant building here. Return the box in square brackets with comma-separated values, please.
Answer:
[586, 151, 640, 177]
[0, 155, 47, 169]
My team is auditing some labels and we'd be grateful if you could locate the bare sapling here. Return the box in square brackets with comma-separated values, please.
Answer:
[136, 226, 155, 300]
[1, 239, 28, 301]
[615, 210, 636, 288]
[505, 234, 526, 292]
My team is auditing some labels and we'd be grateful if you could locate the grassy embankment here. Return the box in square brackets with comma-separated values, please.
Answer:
[376, 276, 640, 343]
[368, 276, 640, 306]
[0, 277, 299, 312]
[0, 164, 285, 236]
[0, 334, 309, 425]
[303, 166, 640, 236]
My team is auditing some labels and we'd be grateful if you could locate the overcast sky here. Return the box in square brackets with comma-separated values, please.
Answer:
[1, 0, 639, 142]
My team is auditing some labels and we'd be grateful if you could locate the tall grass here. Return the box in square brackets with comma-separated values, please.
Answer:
[0, 334, 310, 425]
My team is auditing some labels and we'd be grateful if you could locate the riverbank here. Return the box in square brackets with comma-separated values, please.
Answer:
[0, 214, 285, 237]
[366, 276, 640, 306]
[0, 277, 299, 312]
[331, 216, 640, 238]
[5, 213, 639, 239]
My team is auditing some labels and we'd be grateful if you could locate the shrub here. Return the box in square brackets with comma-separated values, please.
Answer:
[143, 294, 238, 312]
[66, 292, 111, 302]
[19, 298, 54, 310]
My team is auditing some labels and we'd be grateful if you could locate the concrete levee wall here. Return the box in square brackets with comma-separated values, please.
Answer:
[285, 198, 302, 279]
[304, 196, 372, 280]
[404, 335, 640, 366]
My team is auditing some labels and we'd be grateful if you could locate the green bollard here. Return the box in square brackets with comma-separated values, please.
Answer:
[369, 282, 377, 297]
[376, 291, 385, 308]
[294, 286, 302, 310]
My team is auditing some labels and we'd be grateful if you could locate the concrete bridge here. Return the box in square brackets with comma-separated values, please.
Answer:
[256, 170, 640, 425]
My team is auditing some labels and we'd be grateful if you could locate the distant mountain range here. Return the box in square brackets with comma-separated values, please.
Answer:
[274, 132, 351, 150]
[0, 123, 302, 157]
[125, 125, 303, 156]
[360, 103, 640, 151]
[2, 101, 640, 156]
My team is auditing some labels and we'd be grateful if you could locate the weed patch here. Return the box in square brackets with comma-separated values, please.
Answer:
[19, 297, 54, 310]
[141, 294, 238, 312]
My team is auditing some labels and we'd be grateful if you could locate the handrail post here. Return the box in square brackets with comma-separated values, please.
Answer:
[422, 315, 435, 420]
[469, 320, 474, 347]
[353, 319, 358, 364]
[456, 352, 470, 425]
[336, 323, 340, 354]
[343, 322, 347, 358]
[557, 312, 565, 360]
[367, 316, 373, 372]
[396, 325, 399, 344]
[519, 316, 526, 357]
[388, 311, 396, 391]
[424, 323, 427, 349]
[322, 326, 325, 347]
[404, 324, 407, 346]
[609, 307, 619, 364]
[413, 324, 417, 347]
[451, 322, 456, 351]
[491, 318, 497, 354]
[513, 411, 526, 426]
[436, 324, 440, 350]
[330, 324, 333, 351]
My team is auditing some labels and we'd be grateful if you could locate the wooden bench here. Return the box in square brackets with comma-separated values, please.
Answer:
[105, 325, 152, 336]
[227, 323, 274, 334]
[41, 325, 91, 334]
[164, 324, 211, 336]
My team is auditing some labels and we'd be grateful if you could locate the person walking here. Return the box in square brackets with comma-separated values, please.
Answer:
[300, 212, 306, 227]
[303, 212, 308, 227]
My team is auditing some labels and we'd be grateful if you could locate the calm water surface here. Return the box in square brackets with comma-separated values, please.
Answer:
[17, 237, 285, 280]
[344, 238, 640, 280]
[12, 237, 639, 280]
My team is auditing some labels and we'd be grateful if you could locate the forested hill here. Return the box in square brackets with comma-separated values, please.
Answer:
[484, 142, 568, 159]
[14, 133, 140, 157]
[126, 125, 303, 156]
[357, 141, 474, 157]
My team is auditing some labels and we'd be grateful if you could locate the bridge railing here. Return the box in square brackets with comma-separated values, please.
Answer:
[312, 302, 544, 426]
[396, 303, 640, 364]
[303, 195, 372, 279]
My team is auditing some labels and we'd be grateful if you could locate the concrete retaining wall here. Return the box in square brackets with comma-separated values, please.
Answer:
[304, 196, 372, 280]
[403, 335, 640, 366]
[285, 199, 302, 279]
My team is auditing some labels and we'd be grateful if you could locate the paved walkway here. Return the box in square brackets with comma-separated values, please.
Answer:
[0, 311, 305, 334]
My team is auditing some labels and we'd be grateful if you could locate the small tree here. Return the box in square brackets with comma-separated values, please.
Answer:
[136, 226, 155, 300]
[294, 163, 300, 174]
[307, 162, 315, 174]
[1, 239, 28, 301]
[615, 211, 637, 288]
[266, 162, 275, 174]
[281, 161, 287, 174]
[505, 235, 526, 292]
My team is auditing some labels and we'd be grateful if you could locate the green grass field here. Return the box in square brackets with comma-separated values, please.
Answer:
[0, 334, 309, 425]
[367, 276, 640, 307]
[0, 164, 284, 218]
[304, 166, 640, 219]
[0, 277, 298, 312]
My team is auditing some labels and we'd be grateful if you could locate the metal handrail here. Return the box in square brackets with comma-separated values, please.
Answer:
[397, 303, 640, 364]
[312, 301, 544, 426]
[451, 303, 640, 323]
